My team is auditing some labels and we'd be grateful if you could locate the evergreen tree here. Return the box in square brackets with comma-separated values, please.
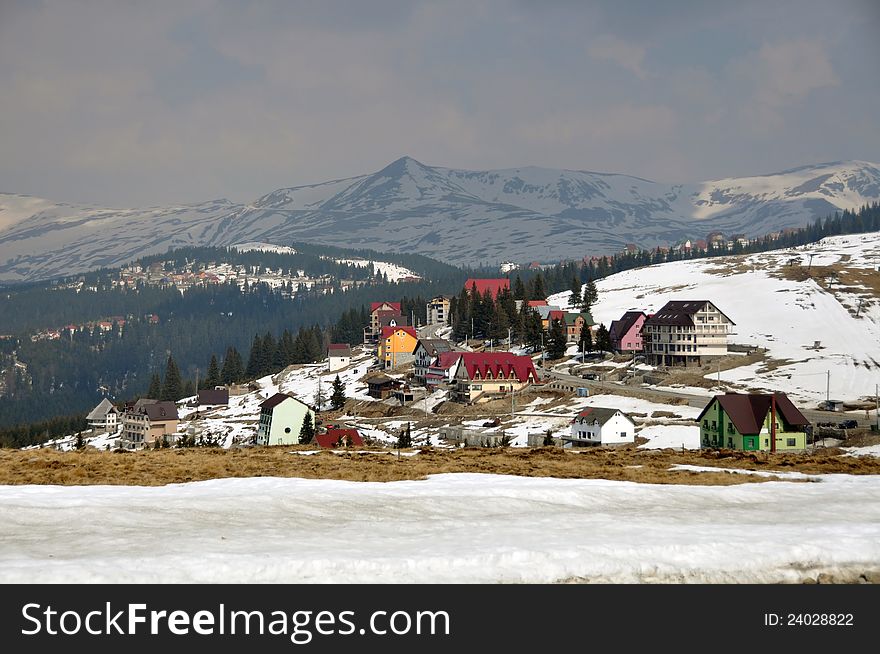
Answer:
[147, 373, 162, 399]
[160, 355, 183, 402]
[299, 412, 315, 444]
[547, 319, 567, 360]
[245, 334, 264, 379]
[261, 331, 277, 376]
[396, 422, 412, 449]
[182, 378, 196, 398]
[330, 375, 346, 411]
[583, 279, 598, 311]
[569, 276, 582, 309]
[203, 355, 220, 389]
[221, 346, 244, 385]
[513, 275, 526, 301]
[579, 327, 594, 354]
[595, 323, 612, 352]
[530, 274, 545, 301]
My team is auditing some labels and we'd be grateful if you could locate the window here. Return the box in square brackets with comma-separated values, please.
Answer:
[764, 439, 769, 446]
[727, 423, 734, 434]
[620, 432, 627, 439]
[727, 438, 733, 448]
[787, 438, 796, 447]
[472, 384, 482, 391]
[284, 427, 291, 434]
[711, 421, 717, 430]
[703, 420, 708, 428]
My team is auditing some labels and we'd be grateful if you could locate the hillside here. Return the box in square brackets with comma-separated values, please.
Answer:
[550, 231, 880, 404]
[2, 158, 879, 281]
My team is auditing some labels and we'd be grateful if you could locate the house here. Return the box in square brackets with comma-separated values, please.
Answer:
[532, 304, 564, 329]
[566, 407, 635, 446]
[642, 300, 735, 366]
[120, 400, 179, 449]
[623, 243, 639, 254]
[412, 338, 454, 384]
[696, 393, 809, 451]
[378, 326, 419, 369]
[316, 428, 364, 449]
[451, 352, 540, 404]
[426, 351, 464, 387]
[256, 393, 316, 446]
[328, 344, 352, 372]
[426, 296, 451, 326]
[609, 311, 647, 353]
[463, 278, 510, 300]
[197, 388, 229, 407]
[366, 373, 395, 399]
[364, 301, 403, 343]
[86, 397, 119, 432]
[561, 312, 594, 343]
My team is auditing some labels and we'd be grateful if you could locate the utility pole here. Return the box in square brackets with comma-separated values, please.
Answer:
[808, 253, 815, 272]
[826, 370, 830, 402]
[875, 383, 878, 431]
[855, 298, 863, 318]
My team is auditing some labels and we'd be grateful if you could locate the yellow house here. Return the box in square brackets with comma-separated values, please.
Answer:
[378, 326, 419, 369]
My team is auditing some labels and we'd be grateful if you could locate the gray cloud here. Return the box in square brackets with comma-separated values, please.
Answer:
[0, 0, 877, 206]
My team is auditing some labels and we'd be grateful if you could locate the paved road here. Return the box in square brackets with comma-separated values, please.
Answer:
[543, 368, 878, 429]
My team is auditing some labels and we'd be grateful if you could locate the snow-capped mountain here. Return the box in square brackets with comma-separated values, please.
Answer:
[1, 157, 878, 281]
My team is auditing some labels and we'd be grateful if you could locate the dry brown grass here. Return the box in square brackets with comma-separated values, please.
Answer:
[2, 444, 879, 488]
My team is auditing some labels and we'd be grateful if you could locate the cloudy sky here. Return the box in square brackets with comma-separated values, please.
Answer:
[1, 0, 878, 206]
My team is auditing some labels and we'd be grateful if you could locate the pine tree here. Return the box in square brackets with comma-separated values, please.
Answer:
[580, 327, 594, 353]
[547, 318, 567, 360]
[396, 422, 412, 449]
[299, 412, 315, 444]
[203, 355, 220, 389]
[330, 375, 346, 411]
[569, 276, 582, 309]
[245, 334, 264, 379]
[583, 278, 598, 311]
[513, 275, 526, 301]
[261, 331, 276, 376]
[595, 323, 612, 352]
[221, 346, 243, 385]
[530, 274, 545, 301]
[147, 373, 162, 399]
[160, 355, 183, 402]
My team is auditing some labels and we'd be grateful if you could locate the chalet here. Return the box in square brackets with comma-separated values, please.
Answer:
[256, 393, 315, 446]
[426, 296, 451, 326]
[642, 300, 734, 367]
[197, 388, 229, 407]
[451, 352, 540, 404]
[561, 312, 594, 343]
[86, 398, 118, 432]
[413, 338, 454, 385]
[316, 428, 364, 449]
[120, 400, 179, 450]
[426, 351, 464, 387]
[366, 373, 395, 399]
[328, 344, 352, 372]
[364, 301, 403, 343]
[697, 393, 809, 451]
[566, 407, 635, 446]
[378, 326, 418, 369]
[609, 311, 647, 353]
[463, 278, 510, 300]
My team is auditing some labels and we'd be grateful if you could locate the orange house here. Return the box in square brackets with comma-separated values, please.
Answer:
[378, 326, 419, 369]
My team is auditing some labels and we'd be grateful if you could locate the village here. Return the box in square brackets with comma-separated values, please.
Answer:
[73, 266, 879, 459]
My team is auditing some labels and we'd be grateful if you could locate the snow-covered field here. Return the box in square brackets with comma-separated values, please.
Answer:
[1, 472, 878, 583]
[550, 232, 880, 404]
[333, 258, 420, 282]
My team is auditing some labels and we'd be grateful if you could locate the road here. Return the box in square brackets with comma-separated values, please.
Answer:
[543, 368, 878, 429]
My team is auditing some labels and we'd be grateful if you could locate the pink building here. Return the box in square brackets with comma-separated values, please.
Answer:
[609, 311, 647, 353]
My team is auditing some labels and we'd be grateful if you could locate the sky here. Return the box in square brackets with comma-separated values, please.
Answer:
[1, 0, 878, 207]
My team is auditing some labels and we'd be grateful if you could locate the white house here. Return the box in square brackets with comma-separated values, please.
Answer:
[328, 344, 352, 372]
[412, 338, 454, 385]
[256, 393, 316, 446]
[86, 397, 119, 432]
[566, 407, 635, 446]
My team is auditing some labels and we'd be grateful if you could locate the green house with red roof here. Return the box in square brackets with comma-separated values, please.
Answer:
[696, 392, 810, 451]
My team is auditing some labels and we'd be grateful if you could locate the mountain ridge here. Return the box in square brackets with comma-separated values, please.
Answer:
[1, 157, 878, 281]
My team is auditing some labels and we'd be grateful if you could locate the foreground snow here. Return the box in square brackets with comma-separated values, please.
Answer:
[1, 473, 878, 583]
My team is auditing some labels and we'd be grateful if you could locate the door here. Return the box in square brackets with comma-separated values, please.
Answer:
[744, 436, 757, 451]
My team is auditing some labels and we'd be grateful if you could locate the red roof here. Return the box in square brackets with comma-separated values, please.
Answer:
[464, 278, 510, 299]
[527, 300, 548, 307]
[370, 302, 401, 313]
[548, 310, 565, 321]
[316, 429, 364, 448]
[381, 326, 418, 340]
[457, 352, 539, 383]
[431, 351, 464, 370]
